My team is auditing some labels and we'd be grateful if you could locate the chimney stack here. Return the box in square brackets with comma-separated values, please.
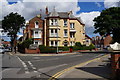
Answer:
[46, 6, 48, 15]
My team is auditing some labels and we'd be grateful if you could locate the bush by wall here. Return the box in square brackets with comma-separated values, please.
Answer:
[75, 42, 82, 47]
[39, 44, 95, 53]
[51, 46, 69, 51]
[39, 45, 57, 53]
[73, 44, 95, 51]
[88, 44, 95, 50]
[18, 38, 33, 53]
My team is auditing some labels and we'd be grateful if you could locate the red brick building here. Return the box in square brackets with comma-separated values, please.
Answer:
[111, 52, 120, 79]
[23, 15, 44, 45]
[92, 35, 112, 49]
[104, 35, 112, 47]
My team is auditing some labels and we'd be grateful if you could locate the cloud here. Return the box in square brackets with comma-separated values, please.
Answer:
[1, 0, 80, 20]
[2, 0, 119, 39]
[79, 11, 100, 27]
[104, 0, 120, 8]
[1, 0, 80, 40]
[76, 11, 100, 36]
[95, 2, 102, 7]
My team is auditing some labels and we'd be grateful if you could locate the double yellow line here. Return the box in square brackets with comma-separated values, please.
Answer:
[48, 54, 109, 80]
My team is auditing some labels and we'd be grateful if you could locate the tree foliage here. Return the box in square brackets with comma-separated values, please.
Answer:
[2, 12, 25, 51]
[93, 7, 120, 43]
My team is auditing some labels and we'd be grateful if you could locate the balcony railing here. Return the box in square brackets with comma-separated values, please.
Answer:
[50, 33, 58, 37]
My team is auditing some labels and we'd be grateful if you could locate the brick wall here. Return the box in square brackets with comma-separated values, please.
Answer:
[24, 16, 44, 44]
[25, 48, 40, 54]
[104, 35, 112, 47]
[111, 53, 120, 79]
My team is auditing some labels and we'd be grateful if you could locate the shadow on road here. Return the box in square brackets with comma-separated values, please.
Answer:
[75, 63, 111, 80]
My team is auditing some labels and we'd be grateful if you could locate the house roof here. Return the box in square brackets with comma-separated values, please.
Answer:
[3, 41, 10, 45]
[58, 12, 69, 18]
[47, 11, 84, 25]
[85, 34, 92, 40]
[49, 8, 59, 17]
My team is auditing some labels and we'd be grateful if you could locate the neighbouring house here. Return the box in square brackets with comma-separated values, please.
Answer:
[23, 15, 44, 45]
[2, 41, 11, 47]
[0, 21, 6, 46]
[85, 34, 92, 46]
[0, 21, 3, 46]
[104, 34, 112, 48]
[92, 35, 112, 49]
[0, 21, 10, 46]
[44, 7, 85, 46]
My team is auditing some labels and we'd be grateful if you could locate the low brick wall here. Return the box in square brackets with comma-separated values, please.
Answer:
[111, 54, 120, 79]
[58, 51, 70, 54]
[25, 48, 40, 54]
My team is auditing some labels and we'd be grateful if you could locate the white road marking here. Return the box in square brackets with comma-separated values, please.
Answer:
[31, 58, 59, 62]
[28, 61, 38, 73]
[16, 56, 29, 74]
[30, 55, 82, 62]
[33, 71, 38, 73]
[32, 67, 36, 70]
[94, 54, 104, 58]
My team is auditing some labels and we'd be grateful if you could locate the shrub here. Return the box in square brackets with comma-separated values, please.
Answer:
[75, 42, 82, 47]
[72, 43, 95, 51]
[50, 46, 69, 51]
[73, 46, 81, 51]
[39, 45, 57, 53]
[17, 38, 33, 53]
[22, 38, 33, 48]
[58, 46, 69, 51]
[88, 44, 95, 50]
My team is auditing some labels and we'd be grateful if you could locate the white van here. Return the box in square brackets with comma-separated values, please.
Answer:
[0, 46, 5, 54]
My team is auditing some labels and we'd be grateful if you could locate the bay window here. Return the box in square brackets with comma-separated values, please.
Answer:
[50, 19, 58, 25]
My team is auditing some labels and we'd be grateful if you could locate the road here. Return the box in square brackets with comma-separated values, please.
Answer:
[1, 52, 105, 80]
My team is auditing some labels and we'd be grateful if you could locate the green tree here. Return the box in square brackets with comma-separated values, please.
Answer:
[2, 12, 25, 52]
[93, 7, 120, 43]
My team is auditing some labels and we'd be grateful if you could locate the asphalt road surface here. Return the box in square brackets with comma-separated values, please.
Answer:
[1, 52, 105, 80]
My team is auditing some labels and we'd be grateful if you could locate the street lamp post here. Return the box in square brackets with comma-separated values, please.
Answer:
[56, 25, 58, 54]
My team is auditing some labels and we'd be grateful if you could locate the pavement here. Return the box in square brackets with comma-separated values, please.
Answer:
[55, 54, 111, 80]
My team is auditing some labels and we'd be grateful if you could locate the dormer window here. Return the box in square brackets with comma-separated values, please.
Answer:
[35, 21, 39, 28]
[64, 19, 67, 26]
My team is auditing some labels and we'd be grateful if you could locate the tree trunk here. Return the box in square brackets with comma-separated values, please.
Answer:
[10, 35, 17, 53]
[10, 40, 14, 52]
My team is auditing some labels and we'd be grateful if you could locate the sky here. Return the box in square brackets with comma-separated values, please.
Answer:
[0, 0, 120, 41]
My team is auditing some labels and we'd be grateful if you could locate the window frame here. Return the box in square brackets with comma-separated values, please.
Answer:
[64, 29, 68, 37]
[35, 21, 39, 28]
[64, 19, 67, 26]
[70, 23, 75, 29]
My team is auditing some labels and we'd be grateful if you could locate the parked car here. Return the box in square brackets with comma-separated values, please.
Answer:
[0, 46, 5, 54]
[4, 47, 11, 52]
